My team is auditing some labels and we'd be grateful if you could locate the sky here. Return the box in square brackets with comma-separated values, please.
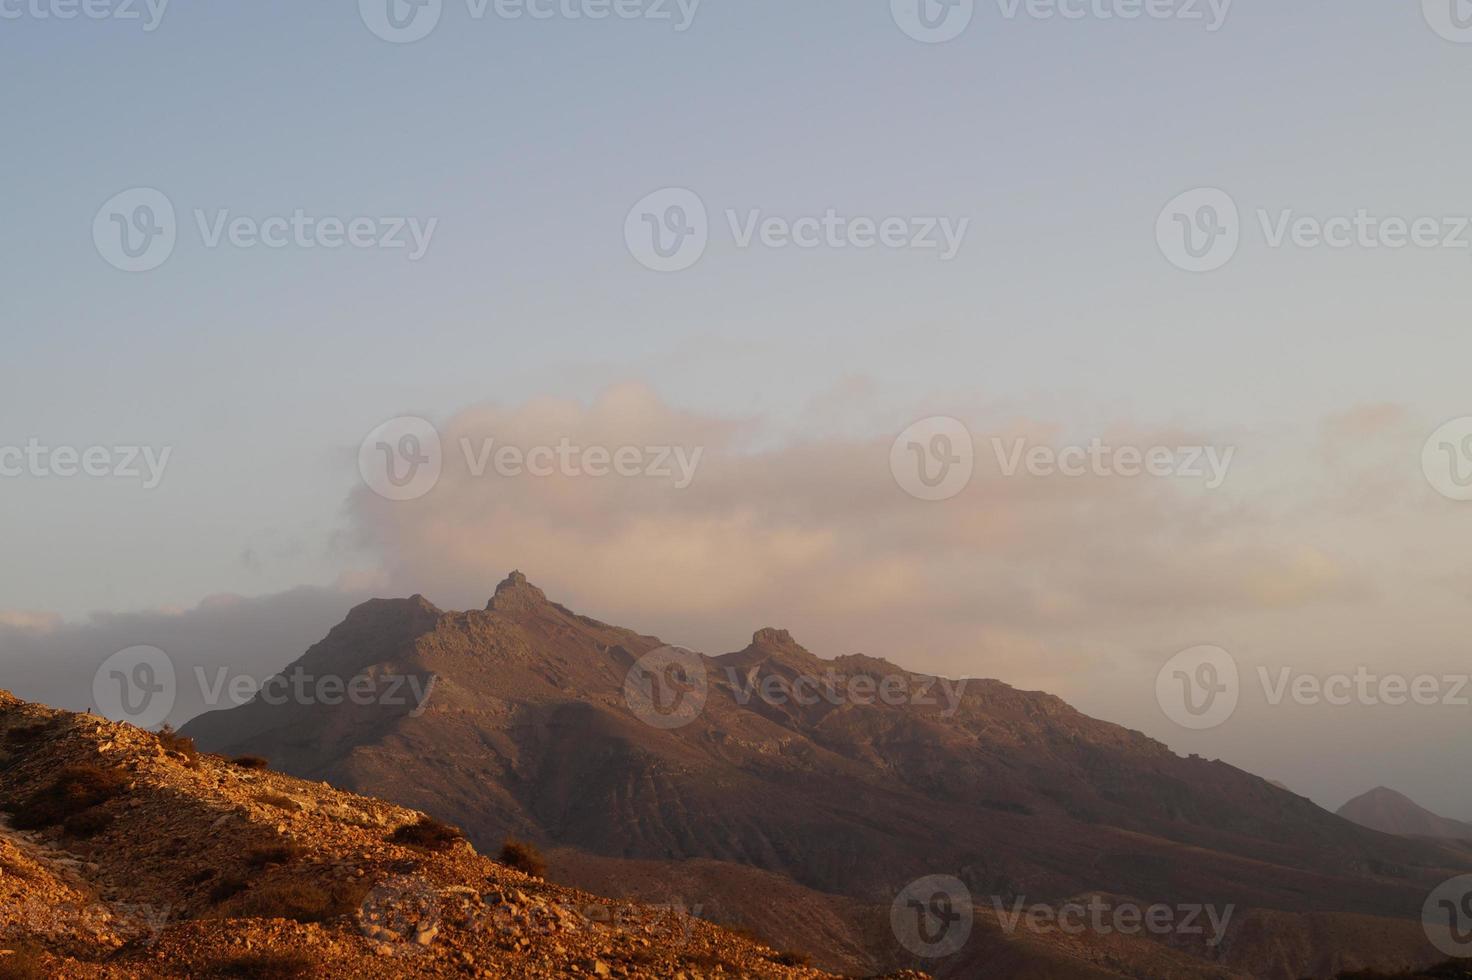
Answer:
[3, 1, 1472, 817]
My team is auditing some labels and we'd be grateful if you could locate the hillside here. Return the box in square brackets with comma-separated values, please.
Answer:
[0, 689, 836, 978]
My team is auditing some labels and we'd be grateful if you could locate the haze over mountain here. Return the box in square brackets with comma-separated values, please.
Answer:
[1338, 787, 1472, 842]
[183, 573, 1472, 978]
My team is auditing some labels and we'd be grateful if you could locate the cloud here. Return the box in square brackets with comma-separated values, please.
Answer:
[7, 387, 1461, 816]
[345, 384, 1362, 684]
[0, 585, 366, 727]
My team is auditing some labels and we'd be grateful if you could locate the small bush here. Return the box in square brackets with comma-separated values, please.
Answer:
[187, 868, 216, 885]
[209, 875, 249, 904]
[0, 855, 36, 881]
[61, 808, 114, 838]
[0, 944, 49, 980]
[230, 755, 269, 770]
[10, 764, 128, 829]
[156, 725, 199, 765]
[206, 951, 316, 979]
[498, 838, 547, 878]
[3, 720, 58, 742]
[772, 951, 813, 967]
[390, 815, 464, 852]
[244, 843, 301, 869]
[231, 878, 370, 923]
[257, 793, 300, 811]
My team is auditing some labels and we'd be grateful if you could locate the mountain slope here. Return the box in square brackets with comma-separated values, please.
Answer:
[182, 573, 1472, 978]
[1338, 787, 1472, 841]
[0, 689, 833, 978]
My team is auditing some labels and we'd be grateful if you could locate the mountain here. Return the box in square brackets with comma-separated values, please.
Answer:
[0, 690, 831, 978]
[1338, 787, 1472, 841]
[182, 573, 1472, 978]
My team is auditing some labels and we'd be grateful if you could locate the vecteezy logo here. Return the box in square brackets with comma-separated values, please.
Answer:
[891, 875, 973, 958]
[1156, 188, 1240, 273]
[1424, 875, 1472, 957]
[92, 646, 176, 729]
[890, 416, 974, 501]
[360, 0, 442, 42]
[891, 0, 975, 43]
[359, 416, 443, 501]
[93, 188, 176, 273]
[1422, 418, 1472, 501]
[1423, 0, 1472, 42]
[623, 645, 708, 729]
[624, 188, 709, 272]
[1156, 645, 1239, 730]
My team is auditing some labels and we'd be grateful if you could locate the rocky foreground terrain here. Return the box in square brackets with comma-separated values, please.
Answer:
[0, 689, 853, 979]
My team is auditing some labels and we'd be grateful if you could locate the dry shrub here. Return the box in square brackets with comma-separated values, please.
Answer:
[209, 875, 249, 904]
[10, 764, 128, 829]
[390, 815, 464, 852]
[244, 843, 301, 869]
[156, 725, 199, 766]
[61, 808, 114, 838]
[498, 838, 547, 878]
[231, 878, 371, 923]
[256, 793, 300, 810]
[3, 721, 58, 743]
[0, 944, 49, 980]
[773, 951, 813, 967]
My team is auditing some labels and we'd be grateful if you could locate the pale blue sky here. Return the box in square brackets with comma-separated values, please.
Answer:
[6, 1, 1472, 813]
[3, 1, 1471, 616]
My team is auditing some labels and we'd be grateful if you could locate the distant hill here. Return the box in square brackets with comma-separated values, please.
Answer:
[1338, 787, 1472, 841]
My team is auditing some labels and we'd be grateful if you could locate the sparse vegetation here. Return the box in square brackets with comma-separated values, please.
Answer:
[208, 875, 249, 904]
[229, 755, 270, 770]
[61, 807, 115, 838]
[244, 843, 301, 869]
[0, 944, 49, 980]
[256, 793, 300, 810]
[230, 877, 371, 923]
[498, 838, 547, 877]
[156, 725, 200, 766]
[390, 815, 464, 852]
[9, 764, 128, 830]
[205, 950, 316, 979]
[3, 720, 58, 743]
[0, 855, 36, 882]
[772, 951, 812, 967]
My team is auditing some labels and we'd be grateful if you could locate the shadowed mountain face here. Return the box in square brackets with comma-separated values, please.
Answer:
[1338, 787, 1472, 842]
[182, 574, 1472, 978]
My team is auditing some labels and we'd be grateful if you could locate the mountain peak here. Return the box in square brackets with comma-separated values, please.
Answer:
[751, 627, 797, 648]
[716, 626, 823, 671]
[488, 569, 551, 612]
[1338, 785, 1472, 839]
[342, 594, 443, 628]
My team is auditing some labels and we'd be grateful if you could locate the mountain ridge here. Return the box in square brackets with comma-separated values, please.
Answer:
[182, 573, 1471, 978]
